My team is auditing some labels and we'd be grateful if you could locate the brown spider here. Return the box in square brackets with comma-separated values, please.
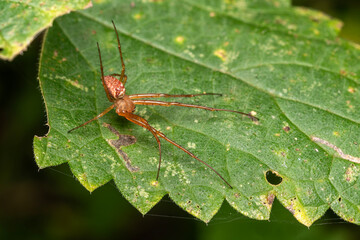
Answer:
[68, 21, 258, 189]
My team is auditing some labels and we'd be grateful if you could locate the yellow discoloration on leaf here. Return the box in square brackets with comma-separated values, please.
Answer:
[285, 198, 314, 227]
[77, 173, 97, 192]
[346, 100, 354, 110]
[224, 0, 235, 4]
[226, 143, 231, 151]
[150, 180, 159, 187]
[133, 13, 143, 20]
[214, 48, 227, 61]
[174, 36, 185, 45]
[347, 86, 356, 93]
[260, 193, 275, 210]
[344, 164, 359, 183]
[313, 28, 320, 35]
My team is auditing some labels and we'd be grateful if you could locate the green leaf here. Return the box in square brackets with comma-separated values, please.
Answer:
[34, 0, 360, 226]
[0, 0, 92, 60]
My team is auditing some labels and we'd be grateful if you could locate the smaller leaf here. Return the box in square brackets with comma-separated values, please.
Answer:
[0, 0, 92, 61]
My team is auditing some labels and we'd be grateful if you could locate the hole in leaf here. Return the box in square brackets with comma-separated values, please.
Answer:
[265, 170, 283, 185]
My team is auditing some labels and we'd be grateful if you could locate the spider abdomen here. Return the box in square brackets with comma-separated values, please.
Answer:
[104, 75, 125, 100]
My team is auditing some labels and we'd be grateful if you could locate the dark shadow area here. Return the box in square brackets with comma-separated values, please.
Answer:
[293, 0, 360, 43]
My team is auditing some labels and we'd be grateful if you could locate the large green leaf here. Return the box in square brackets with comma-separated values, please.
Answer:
[0, 0, 91, 60]
[34, 0, 360, 226]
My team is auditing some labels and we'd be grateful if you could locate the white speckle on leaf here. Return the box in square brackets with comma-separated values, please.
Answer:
[184, 49, 195, 58]
[187, 142, 196, 149]
[149, 157, 157, 165]
[163, 162, 190, 184]
[152, 123, 161, 131]
[60, 76, 89, 92]
[226, 143, 231, 151]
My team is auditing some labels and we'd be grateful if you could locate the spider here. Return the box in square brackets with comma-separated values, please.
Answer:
[68, 21, 258, 189]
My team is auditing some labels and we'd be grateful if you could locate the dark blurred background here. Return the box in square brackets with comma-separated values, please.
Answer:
[0, 1, 359, 239]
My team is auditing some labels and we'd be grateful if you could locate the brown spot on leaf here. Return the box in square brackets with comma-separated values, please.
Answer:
[267, 194, 275, 205]
[344, 164, 359, 183]
[103, 122, 139, 172]
[340, 69, 347, 76]
[283, 126, 290, 132]
[287, 202, 295, 215]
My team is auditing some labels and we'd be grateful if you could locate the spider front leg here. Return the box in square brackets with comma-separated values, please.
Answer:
[68, 104, 115, 133]
[129, 93, 222, 99]
[118, 112, 233, 188]
[111, 20, 127, 84]
[132, 99, 258, 121]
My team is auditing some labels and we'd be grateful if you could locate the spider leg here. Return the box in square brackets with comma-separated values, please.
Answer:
[129, 93, 222, 99]
[111, 21, 126, 84]
[110, 73, 121, 77]
[132, 99, 258, 121]
[109, 73, 127, 84]
[118, 112, 233, 188]
[97, 42, 114, 102]
[68, 104, 115, 133]
[117, 112, 162, 180]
